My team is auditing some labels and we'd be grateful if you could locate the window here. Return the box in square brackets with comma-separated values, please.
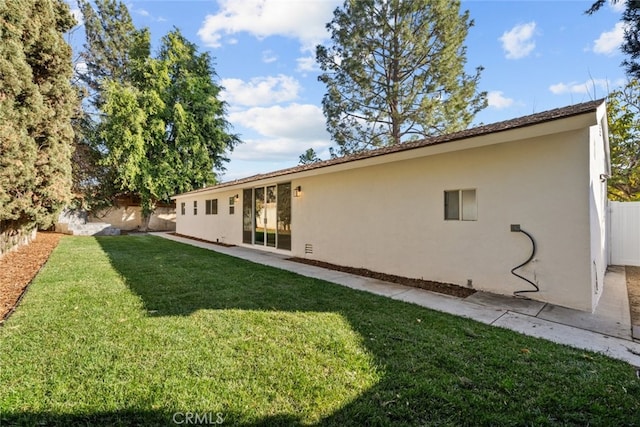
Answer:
[193, 201, 198, 215]
[444, 189, 477, 221]
[205, 199, 218, 215]
[180, 202, 185, 215]
[229, 196, 235, 215]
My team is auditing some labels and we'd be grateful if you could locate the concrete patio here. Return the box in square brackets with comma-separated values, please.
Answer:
[154, 232, 640, 367]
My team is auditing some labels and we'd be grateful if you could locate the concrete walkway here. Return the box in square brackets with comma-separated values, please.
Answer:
[153, 232, 640, 367]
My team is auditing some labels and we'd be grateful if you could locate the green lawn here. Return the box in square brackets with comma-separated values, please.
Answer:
[0, 235, 638, 426]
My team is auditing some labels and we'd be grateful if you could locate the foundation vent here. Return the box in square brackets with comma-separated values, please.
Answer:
[305, 244, 313, 254]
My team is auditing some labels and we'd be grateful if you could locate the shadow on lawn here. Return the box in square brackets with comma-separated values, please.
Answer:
[75, 235, 638, 426]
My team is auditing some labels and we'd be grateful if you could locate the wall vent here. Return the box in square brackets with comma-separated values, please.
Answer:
[304, 244, 313, 254]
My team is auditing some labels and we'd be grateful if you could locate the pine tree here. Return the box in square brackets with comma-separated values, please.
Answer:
[0, 0, 77, 238]
[316, 0, 486, 155]
[77, 0, 138, 107]
[298, 148, 321, 165]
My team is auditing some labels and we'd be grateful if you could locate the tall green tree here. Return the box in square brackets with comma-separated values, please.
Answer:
[607, 79, 640, 201]
[316, 0, 486, 155]
[71, 0, 140, 211]
[77, 0, 138, 106]
[100, 28, 240, 228]
[0, 0, 77, 237]
[587, 0, 640, 79]
[158, 30, 239, 185]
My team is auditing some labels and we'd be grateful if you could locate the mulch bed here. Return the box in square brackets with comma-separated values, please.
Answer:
[171, 232, 236, 247]
[0, 232, 62, 323]
[288, 257, 476, 298]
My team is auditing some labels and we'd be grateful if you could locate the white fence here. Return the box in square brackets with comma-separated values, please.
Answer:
[610, 201, 640, 266]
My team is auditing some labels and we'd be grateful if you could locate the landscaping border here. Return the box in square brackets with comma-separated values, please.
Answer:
[288, 257, 476, 298]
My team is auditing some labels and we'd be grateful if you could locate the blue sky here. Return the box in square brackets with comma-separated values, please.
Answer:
[67, 0, 627, 182]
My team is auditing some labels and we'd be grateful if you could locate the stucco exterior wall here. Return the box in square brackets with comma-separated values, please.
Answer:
[291, 130, 593, 311]
[587, 104, 611, 310]
[91, 206, 176, 231]
[176, 192, 242, 245]
[174, 127, 602, 311]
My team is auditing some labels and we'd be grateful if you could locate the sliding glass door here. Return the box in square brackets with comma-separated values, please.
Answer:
[242, 189, 252, 244]
[242, 183, 291, 250]
[276, 183, 291, 250]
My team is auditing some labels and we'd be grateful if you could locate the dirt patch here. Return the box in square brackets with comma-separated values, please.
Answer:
[626, 266, 640, 327]
[171, 232, 236, 247]
[0, 232, 61, 323]
[288, 257, 476, 298]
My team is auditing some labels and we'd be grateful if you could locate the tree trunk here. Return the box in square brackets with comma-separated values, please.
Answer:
[140, 198, 156, 232]
[140, 213, 151, 232]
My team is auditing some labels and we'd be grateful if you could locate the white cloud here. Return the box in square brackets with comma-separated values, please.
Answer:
[136, 8, 150, 17]
[548, 78, 624, 95]
[231, 136, 331, 162]
[487, 91, 514, 109]
[132, 7, 166, 22]
[262, 50, 278, 63]
[610, 0, 625, 13]
[500, 22, 537, 59]
[197, 0, 341, 51]
[229, 104, 325, 139]
[296, 55, 319, 72]
[593, 22, 627, 55]
[228, 104, 331, 161]
[221, 75, 301, 107]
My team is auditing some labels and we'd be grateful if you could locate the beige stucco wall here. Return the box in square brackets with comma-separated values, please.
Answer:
[174, 111, 609, 312]
[587, 104, 611, 310]
[291, 130, 592, 311]
[91, 206, 176, 231]
[176, 193, 241, 245]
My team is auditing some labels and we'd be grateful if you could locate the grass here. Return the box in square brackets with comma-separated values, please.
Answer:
[0, 235, 639, 426]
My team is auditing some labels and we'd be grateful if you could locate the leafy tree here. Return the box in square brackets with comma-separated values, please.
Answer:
[299, 148, 322, 165]
[71, 0, 140, 210]
[587, 0, 640, 79]
[157, 30, 239, 184]
[100, 28, 240, 228]
[77, 2, 239, 223]
[316, 0, 486, 155]
[70, 105, 119, 211]
[606, 79, 640, 201]
[0, 0, 77, 237]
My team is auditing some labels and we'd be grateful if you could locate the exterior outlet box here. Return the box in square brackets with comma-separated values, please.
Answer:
[510, 224, 521, 232]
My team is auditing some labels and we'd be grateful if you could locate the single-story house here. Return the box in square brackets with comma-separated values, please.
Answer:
[173, 99, 610, 312]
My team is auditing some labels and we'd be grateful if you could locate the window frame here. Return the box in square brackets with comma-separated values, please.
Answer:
[205, 199, 218, 215]
[193, 200, 198, 215]
[229, 196, 235, 215]
[180, 202, 185, 215]
[444, 189, 477, 221]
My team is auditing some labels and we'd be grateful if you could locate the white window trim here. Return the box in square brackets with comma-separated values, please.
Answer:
[444, 189, 477, 221]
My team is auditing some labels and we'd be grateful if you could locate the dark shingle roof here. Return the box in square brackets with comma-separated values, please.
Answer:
[176, 98, 604, 197]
